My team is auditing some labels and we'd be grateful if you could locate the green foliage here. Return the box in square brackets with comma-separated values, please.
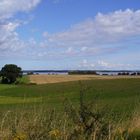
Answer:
[64, 86, 109, 140]
[15, 75, 30, 85]
[0, 64, 22, 84]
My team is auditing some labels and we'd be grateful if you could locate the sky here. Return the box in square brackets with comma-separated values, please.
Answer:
[0, 0, 140, 70]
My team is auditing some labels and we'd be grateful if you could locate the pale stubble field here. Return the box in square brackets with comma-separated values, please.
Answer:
[29, 74, 140, 84]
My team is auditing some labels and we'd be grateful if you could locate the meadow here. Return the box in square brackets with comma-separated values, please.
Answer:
[0, 75, 139, 139]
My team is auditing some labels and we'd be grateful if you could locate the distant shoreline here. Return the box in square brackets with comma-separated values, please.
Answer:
[23, 70, 140, 76]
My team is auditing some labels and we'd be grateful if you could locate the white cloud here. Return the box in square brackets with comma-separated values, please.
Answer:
[98, 60, 110, 67]
[81, 47, 88, 52]
[78, 59, 95, 69]
[97, 60, 136, 70]
[45, 9, 140, 49]
[0, 0, 41, 56]
[0, 6, 140, 70]
[66, 47, 73, 53]
[0, 0, 41, 20]
[78, 60, 137, 70]
[0, 21, 25, 51]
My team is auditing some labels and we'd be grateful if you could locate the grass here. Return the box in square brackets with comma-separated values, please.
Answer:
[0, 77, 139, 139]
[0, 78, 139, 112]
[16, 75, 30, 85]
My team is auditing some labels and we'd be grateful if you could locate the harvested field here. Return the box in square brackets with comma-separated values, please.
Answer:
[29, 74, 140, 84]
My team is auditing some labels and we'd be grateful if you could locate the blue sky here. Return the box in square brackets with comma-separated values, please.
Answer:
[0, 0, 140, 70]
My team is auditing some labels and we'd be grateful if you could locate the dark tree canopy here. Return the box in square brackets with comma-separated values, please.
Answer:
[0, 64, 22, 84]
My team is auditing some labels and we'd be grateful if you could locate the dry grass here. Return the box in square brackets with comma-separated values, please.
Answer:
[29, 74, 140, 84]
[130, 112, 140, 131]
[0, 102, 139, 140]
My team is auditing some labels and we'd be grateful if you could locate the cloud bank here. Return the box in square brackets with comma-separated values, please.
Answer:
[0, 0, 41, 20]
[0, 7, 140, 69]
[46, 9, 140, 48]
[0, 0, 41, 57]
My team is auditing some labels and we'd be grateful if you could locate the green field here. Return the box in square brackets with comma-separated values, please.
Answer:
[0, 78, 139, 111]
[0, 77, 140, 139]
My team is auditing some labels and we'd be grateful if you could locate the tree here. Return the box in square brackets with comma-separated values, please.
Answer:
[0, 64, 22, 84]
